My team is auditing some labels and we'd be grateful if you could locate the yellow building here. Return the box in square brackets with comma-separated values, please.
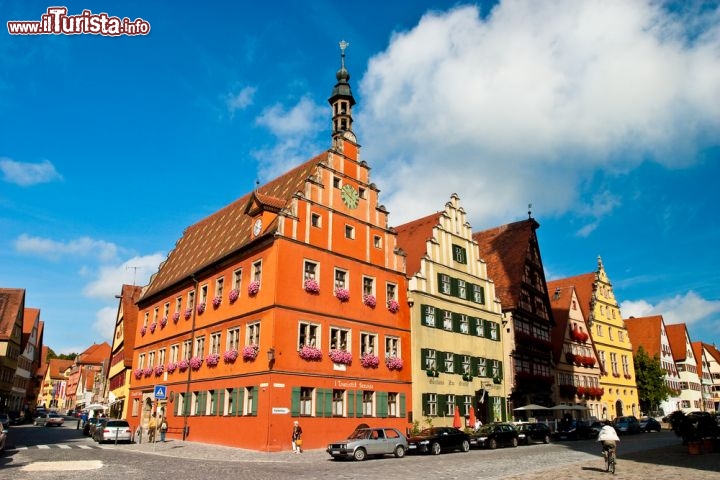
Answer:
[107, 284, 142, 419]
[396, 194, 506, 427]
[39, 358, 74, 411]
[552, 257, 639, 419]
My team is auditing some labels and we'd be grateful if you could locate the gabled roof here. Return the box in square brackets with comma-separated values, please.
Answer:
[77, 342, 111, 365]
[48, 358, 74, 379]
[546, 283, 575, 364]
[23, 307, 39, 334]
[395, 211, 443, 276]
[120, 284, 143, 366]
[0, 288, 25, 339]
[624, 315, 664, 358]
[702, 342, 720, 365]
[665, 323, 691, 362]
[472, 219, 539, 309]
[542, 273, 596, 324]
[142, 153, 326, 299]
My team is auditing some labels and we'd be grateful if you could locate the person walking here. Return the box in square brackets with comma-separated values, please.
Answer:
[148, 413, 157, 443]
[291, 420, 303, 453]
[159, 417, 168, 442]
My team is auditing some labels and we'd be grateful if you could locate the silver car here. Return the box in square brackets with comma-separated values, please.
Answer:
[93, 419, 133, 444]
[327, 427, 408, 461]
[34, 412, 64, 427]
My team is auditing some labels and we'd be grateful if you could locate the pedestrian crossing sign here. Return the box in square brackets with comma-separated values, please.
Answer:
[154, 385, 167, 400]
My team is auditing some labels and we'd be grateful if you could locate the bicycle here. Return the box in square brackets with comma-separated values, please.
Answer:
[603, 448, 616, 474]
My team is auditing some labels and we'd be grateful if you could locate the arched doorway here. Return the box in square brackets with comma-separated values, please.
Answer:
[615, 399, 623, 418]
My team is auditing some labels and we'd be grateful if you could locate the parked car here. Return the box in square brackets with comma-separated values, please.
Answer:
[34, 412, 64, 427]
[83, 417, 100, 436]
[613, 416, 641, 434]
[326, 427, 407, 461]
[555, 419, 595, 440]
[515, 422, 551, 445]
[93, 419, 133, 444]
[0, 413, 9, 430]
[588, 421, 603, 437]
[407, 427, 471, 455]
[0, 427, 7, 452]
[470, 422, 519, 449]
[639, 416, 661, 432]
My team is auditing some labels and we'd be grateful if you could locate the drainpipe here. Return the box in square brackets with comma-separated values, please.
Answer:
[182, 274, 199, 441]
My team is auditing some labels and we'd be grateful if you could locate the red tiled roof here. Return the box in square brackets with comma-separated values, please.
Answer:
[395, 211, 443, 276]
[702, 342, 720, 365]
[0, 288, 25, 339]
[48, 358, 74, 379]
[546, 283, 575, 363]
[120, 284, 143, 366]
[23, 307, 39, 334]
[473, 219, 539, 309]
[77, 342, 111, 365]
[665, 323, 690, 362]
[623, 315, 663, 357]
[542, 273, 596, 323]
[691, 342, 705, 375]
[142, 153, 327, 299]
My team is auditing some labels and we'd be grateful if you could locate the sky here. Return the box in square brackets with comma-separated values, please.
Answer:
[1, 0, 719, 355]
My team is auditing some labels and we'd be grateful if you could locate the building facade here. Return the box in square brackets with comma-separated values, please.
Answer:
[692, 342, 716, 413]
[0, 288, 25, 411]
[39, 358, 74, 411]
[697, 343, 720, 412]
[473, 218, 555, 409]
[664, 324, 702, 413]
[547, 284, 603, 419]
[396, 194, 506, 428]
[129, 45, 412, 451]
[624, 315, 682, 416]
[107, 284, 142, 419]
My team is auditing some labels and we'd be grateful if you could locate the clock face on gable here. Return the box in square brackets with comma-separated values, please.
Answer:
[253, 218, 262, 237]
[340, 184, 360, 209]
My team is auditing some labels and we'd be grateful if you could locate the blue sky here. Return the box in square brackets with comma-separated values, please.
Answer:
[2, 0, 719, 355]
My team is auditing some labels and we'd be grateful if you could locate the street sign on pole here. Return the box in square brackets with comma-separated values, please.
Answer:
[154, 385, 167, 400]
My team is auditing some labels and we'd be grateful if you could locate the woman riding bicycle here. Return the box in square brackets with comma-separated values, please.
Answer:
[597, 423, 620, 469]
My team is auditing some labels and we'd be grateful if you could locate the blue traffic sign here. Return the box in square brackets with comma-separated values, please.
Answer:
[154, 385, 167, 400]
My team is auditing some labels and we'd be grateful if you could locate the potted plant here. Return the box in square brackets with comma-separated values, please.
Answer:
[184, 308, 192, 320]
[177, 359, 189, 372]
[160, 316, 168, 328]
[362, 294, 376, 308]
[189, 356, 203, 370]
[387, 299, 400, 313]
[426, 367, 440, 377]
[228, 288, 239, 303]
[133, 368, 143, 379]
[140, 325, 147, 336]
[329, 349, 352, 365]
[360, 353, 379, 368]
[248, 281, 260, 296]
[242, 345, 258, 361]
[303, 279, 320, 294]
[223, 349, 239, 363]
[298, 345, 323, 361]
[166, 361, 177, 374]
[149, 322, 157, 333]
[196, 302, 206, 314]
[154, 364, 165, 376]
[172, 312, 180, 323]
[385, 356, 404, 371]
[212, 295, 222, 308]
[334, 288, 350, 302]
[205, 353, 220, 366]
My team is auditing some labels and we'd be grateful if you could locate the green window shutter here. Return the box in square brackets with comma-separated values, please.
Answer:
[218, 390, 225, 416]
[435, 307, 443, 328]
[470, 357, 479, 377]
[484, 320, 492, 338]
[497, 360, 503, 379]
[325, 389, 333, 417]
[347, 390, 355, 417]
[437, 351, 445, 372]
[211, 390, 218, 415]
[485, 362, 493, 378]
[236, 388, 245, 416]
[400, 393, 406, 418]
[174, 394, 181, 416]
[450, 277, 459, 297]
[422, 393, 430, 416]
[454, 355, 462, 375]
[438, 395, 447, 416]
[291, 387, 301, 416]
[421, 348, 428, 369]
[250, 386, 258, 416]
[377, 392, 388, 418]
[183, 394, 191, 416]
[479, 286, 485, 304]
[229, 389, 237, 415]
[316, 388, 325, 417]
[355, 390, 363, 418]
[197, 391, 206, 416]
[501, 397, 507, 422]
[437, 273, 444, 291]
[452, 312, 461, 333]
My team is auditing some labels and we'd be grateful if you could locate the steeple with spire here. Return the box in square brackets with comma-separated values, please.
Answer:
[328, 40, 356, 143]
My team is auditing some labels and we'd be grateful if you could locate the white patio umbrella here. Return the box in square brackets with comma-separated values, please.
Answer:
[513, 404, 550, 411]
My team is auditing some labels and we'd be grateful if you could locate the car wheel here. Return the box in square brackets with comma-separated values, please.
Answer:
[431, 442, 442, 455]
[511, 437, 518, 448]
[489, 438, 497, 450]
[461, 440, 470, 452]
[353, 448, 367, 461]
[543, 435, 550, 444]
[394, 445, 406, 458]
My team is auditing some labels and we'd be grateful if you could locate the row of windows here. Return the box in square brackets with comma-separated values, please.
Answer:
[136, 321, 401, 368]
[515, 359, 552, 378]
[515, 319, 551, 343]
[593, 323, 625, 342]
[303, 260, 397, 299]
[421, 349, 503, 378]
[291, 387, 405, 418]
[421, 305, 500, 340]
[437, 273, 486, 304]
[557, 373, 600, 388]
[420, 393, 506, 420]
[144, 261, 263, 327]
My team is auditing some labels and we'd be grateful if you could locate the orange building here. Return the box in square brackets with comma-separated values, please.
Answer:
[129, 44, 412, 451]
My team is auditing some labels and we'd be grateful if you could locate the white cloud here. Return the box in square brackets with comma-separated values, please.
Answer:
[93, 306, 117, 344]
[83, 254, 165, 299]
[0, 157, 62, 186]
[358, 1, 720, 227]
[621, 291, 720, 326]
[15, 234, 119, 262]
[253, 96, 325, 180]
[226, 86, 256, 115]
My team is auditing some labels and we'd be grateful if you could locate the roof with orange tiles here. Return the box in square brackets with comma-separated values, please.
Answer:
[395, 211, 443, 276]
[142, 153, 327, 300]
[665, 323, 691, 362]
[624, 315, 664, 358]
[0, 288, 24, 340]
[542, 272, 596, 324]
[77, 342, 111, 365]
[23, 307, 39, 334]
[546, 283, 575, 364]
[701, 342, 720, 365]
[691, 342, 711, 376]
[37, 344, 50, 379]
[48, 358, 74, 379]
[472, 219, 539, 310]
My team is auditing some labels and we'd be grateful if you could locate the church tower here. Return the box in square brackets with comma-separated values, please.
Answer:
[328, 40, 356, 143]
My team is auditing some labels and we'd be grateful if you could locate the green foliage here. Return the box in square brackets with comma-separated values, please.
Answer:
[423, 417, 434, 429]
[633, 346, 672, 414]
[46, 349, 78, 361]
[411, 420, 421, 435]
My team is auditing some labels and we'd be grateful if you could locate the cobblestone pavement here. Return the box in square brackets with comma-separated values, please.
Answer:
[111, 438, 720, 479]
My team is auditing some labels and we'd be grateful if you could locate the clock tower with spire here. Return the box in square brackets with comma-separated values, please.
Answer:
[328, 40, 357, 144]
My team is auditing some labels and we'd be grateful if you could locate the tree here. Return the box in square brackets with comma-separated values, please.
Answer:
[46, 348, 78, 361]
[633, 346, 671, 415]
